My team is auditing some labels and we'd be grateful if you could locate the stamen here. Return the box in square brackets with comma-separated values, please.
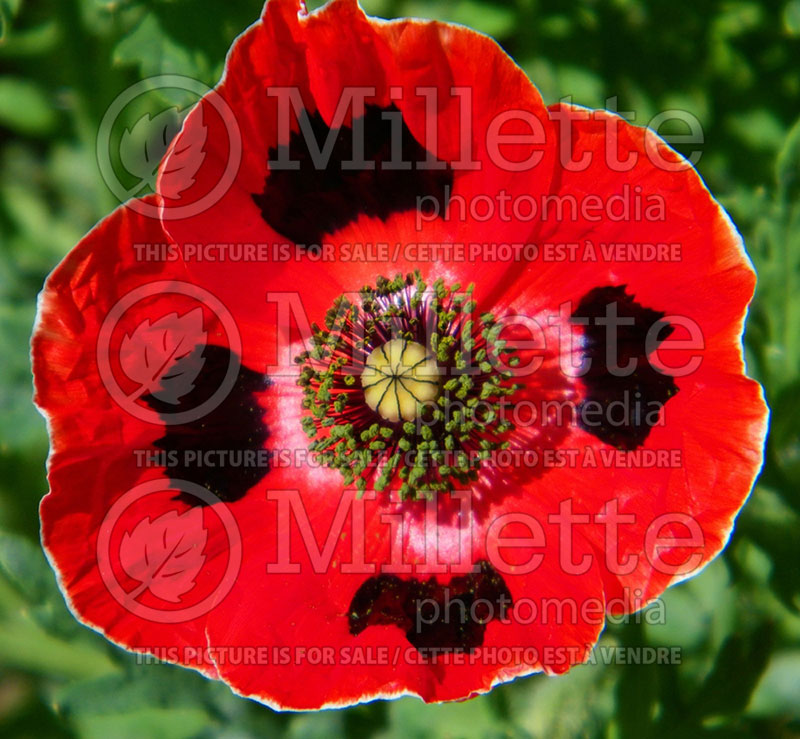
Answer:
[294, 272, 521, 498]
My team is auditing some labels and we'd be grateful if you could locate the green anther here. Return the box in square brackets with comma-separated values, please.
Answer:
[480, 383, 496, 400]
[409, 466, 425, 486]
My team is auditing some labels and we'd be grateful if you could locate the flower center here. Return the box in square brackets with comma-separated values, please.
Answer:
[294, 272, 521, 498]
[361, 339, 440, 422]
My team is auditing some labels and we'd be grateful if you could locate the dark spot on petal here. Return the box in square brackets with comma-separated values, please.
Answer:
[252, 104, 452, 247]
[145, 345, 270, 504]
[348, 561, 512, 653]
[571, 285, 678, 450]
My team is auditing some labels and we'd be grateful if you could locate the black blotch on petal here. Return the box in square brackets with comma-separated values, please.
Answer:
[252, 104, 452, 247]
[145, 344, 270, 504]
[571, 285, 679, 450]
[348, 560, 512, 653]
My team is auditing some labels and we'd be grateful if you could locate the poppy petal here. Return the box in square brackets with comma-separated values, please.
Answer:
[493, 104, 768, 608]
[33, 198, 253, 676]
[157, 0, 557, 331]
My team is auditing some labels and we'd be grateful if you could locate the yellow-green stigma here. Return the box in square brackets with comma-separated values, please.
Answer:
[361, 339, 440, 422]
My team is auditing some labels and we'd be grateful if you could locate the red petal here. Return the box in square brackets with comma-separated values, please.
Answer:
[198, 487, 604, 708]
[156, 0, 557, 335]
[495, 104, 768, 608]
[33, 198, 229, 677]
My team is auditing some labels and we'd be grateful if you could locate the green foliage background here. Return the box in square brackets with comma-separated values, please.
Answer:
[1, 0, 799, 736]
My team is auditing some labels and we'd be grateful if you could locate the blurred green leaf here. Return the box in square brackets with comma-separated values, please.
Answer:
[0, 20, 59, 57]
[727, 109, 787, 153]
[0, 303, 48, 453]
[0, 612, 117, 679]
[0, 77, 56, 135]
[713, 1, 763, 37]
[379, 694, 506, 739]
[400, 0, 516, 39]
[769, 379, 800, 486]
[507, 659, 614, 738]
[0, 0, 24, 40]
[70, 707, 210, 739]
[0, 531, 55, 606]
[615, 625, 658, 739]
[690, 622, 775, 719]
[55, 668, 214, 719]
[748, 649, 800, 718]
[775, 116, 800, 204]
[783, 0, 800, 35]
[114, 13, 206, 81]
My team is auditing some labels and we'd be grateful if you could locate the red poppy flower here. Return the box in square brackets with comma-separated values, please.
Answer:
[33, 0, 768, 710]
